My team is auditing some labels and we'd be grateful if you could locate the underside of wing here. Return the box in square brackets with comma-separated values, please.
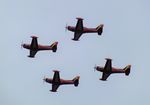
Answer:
[75, 19, 83, 31]
[51, 84, 60, 92]
[100, 73, 111, 81]
[104, 59, 112, 72]
[72, 19, 84, 41]
[28, 50, 37, 58]
[53, 71, 60, 83]
[72, 32, 83, 41]
[31, 38, 38, 49]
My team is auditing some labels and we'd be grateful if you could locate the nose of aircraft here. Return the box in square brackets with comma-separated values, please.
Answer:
[55, 42, 58, 45]
[94, 66, 103, 72]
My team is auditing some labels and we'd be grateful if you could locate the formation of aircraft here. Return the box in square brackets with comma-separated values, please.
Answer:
[43, 70, 80, 92]
[22, 36, 58, 58]
[21, 17, 131, 92]
[94, 58, 131, 81]
[66, 17, 104, 41]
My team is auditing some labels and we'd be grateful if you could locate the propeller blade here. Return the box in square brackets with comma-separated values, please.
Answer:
[21, 41, 23, 49]
[65, 23, 68, 32]
[43, 76, 46, 84]
[94, 64, 97, 72]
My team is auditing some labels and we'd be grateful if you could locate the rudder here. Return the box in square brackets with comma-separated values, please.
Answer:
[96, 24, 104, 35]
[51, 42, 58, 52]
[73, 76, 80, 87]
[124, 65, 131, 76]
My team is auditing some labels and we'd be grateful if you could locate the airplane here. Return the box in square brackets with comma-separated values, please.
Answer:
[94, 58, 131, 81]
[21, 36, 58, 58]
[43, 70, 80, 92]
[66, 17, 104, 41]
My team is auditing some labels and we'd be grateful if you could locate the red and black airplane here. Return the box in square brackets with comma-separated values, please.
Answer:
[94, 58, 131, 81]
[66, 17, 104, 41]
[22, 36, 58, 58]
[43, 70, 80, 92]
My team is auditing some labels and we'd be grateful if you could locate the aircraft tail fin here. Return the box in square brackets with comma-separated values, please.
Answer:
[50, 42, 58, 52]
[72, 76, 80, 87]
[96, 24, 104, 35]
[123, 65, 131, 76]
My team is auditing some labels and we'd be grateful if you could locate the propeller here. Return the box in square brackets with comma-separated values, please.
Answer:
[43, 76, 46, 84]
[21, 41, 23, 49]
[94, 64, 97, 72]
[65, 23, 68, 32]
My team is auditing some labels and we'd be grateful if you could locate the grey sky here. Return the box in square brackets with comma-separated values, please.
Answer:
[0, 0, 150, 105]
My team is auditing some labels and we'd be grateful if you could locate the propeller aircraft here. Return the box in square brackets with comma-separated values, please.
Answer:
[22, 36, 58, 58]
[94, 58, 131, 81]
[43, 70, 80, 92]
[66, 17, 104, 41]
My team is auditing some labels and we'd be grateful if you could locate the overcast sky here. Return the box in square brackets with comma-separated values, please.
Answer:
[0, 0, 150, 105]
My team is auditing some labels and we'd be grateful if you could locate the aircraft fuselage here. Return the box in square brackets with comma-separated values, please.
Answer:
[22, 44, 52, 51]
[44, 78, 74, 85]
[67, 26, 98, 34]
[96, 66, 125, 74]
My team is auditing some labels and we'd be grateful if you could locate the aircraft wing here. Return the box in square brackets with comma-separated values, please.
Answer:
[30, 37, 38, 49]
[51, 84, 60, 92]
[100, 73, 111, 81]
[28, 50, 37, 58]
[75, 19, 83, 31]
[73, 32, 83, 41]
[104, 59, 112, 72]
[53, 71, 60, 83]
[72, 19, 84, 41]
